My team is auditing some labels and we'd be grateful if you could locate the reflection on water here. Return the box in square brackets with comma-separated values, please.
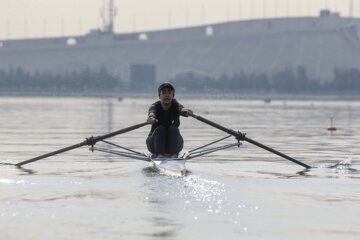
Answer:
[16, 166, 37, 175]
[0, 97, 360, 239]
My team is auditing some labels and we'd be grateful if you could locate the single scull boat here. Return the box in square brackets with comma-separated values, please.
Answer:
[6, 114, 310, 173]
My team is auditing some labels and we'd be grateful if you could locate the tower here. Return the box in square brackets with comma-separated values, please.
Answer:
[349, 0, 354, 18]
[101, 0, 117, 33]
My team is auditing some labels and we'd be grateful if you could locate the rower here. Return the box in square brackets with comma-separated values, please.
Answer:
[146, 82, 193, 157]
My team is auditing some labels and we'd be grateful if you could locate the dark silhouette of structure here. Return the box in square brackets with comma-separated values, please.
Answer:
[1, 10, 360, 85]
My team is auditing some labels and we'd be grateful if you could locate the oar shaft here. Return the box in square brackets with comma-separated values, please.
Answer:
[15, 122, 148, 167]
[192, 114, 311, 169]
[244, 137, 311, 169]
[192, 114, 243, 139]
[94, 122, 148, 142]
[15, 142, 85, 167]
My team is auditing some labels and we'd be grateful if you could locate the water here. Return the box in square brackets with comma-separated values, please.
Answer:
[1, 96, 359, 240]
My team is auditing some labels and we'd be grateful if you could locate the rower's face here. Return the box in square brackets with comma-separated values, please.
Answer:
[159, 87, 174, 104]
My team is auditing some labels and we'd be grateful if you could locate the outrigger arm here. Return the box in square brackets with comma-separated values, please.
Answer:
[91, 134, 241, 161]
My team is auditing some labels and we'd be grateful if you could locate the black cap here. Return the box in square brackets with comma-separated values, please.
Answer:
[158, 82, 175, 95]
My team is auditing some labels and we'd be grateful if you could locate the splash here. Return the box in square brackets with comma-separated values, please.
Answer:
[0, 162, 15, 166]
[330, 155, 358, 173]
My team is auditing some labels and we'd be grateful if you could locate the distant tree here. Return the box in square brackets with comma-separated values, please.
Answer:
[271, 68, 297, 92]
[296, 66, 309, 90]
[331, 67, 360, 91]
[2, 65, 360, 94]
[0, 66, 122, 93]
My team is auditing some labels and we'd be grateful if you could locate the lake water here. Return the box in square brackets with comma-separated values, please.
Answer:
[1, 96, 359, 240]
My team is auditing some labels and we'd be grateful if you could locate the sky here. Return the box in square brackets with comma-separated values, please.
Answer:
[0, 0, 358, 40]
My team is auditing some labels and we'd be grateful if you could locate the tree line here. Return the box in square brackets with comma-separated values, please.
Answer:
[171, 66, 360, 93]
[0, 66, 121, 93]
[1, 66, 360, 94]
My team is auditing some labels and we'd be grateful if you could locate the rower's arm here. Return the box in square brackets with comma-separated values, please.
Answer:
[179, 105, 193, 117]
[148, 103, 157, 118]
[176, 100, 192, 117]
[179, 106, 189, 117]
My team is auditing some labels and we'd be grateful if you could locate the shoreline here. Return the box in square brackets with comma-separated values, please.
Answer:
[1, 91, 360, 101]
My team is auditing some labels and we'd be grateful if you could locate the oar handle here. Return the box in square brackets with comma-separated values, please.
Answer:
[192, 114, 311, 169]
[15, 122, 148, 167]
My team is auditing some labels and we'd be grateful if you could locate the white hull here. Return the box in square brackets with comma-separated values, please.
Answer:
[147, 155, 187, 176]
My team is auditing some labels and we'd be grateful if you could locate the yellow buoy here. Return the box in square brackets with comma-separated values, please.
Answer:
[327, 126, 337, 131]
[327, 117, 337, 131]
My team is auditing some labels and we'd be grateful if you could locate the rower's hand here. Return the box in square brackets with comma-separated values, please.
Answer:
[147, 116, 158, 124]
[186, 109, 193, 117]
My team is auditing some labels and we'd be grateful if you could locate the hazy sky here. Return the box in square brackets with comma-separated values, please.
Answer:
[0, 0, 358, 40]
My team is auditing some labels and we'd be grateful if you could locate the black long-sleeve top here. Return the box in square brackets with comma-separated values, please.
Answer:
[148, 99, 189, 135]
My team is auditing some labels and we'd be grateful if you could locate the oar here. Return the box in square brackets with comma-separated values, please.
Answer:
[15, 122, 148, 167]
[192, 114, 311, 169]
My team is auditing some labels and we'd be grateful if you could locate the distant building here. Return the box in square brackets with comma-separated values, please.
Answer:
[1, 10, 360, 84]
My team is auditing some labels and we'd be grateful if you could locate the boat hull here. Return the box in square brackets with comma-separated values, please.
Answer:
[147, 154, 187, 176]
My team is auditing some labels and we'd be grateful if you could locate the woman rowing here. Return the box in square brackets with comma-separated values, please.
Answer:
[146, 82, 193, 158]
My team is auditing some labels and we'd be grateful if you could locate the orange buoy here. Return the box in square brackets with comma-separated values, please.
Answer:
[327, 117, 337, 131]
[327, 126, 337, 131]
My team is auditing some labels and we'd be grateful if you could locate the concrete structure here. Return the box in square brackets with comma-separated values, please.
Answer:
[1, 12, 360, 83]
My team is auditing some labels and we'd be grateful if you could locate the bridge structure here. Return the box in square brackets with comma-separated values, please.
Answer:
[1, 11, 360, 84]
